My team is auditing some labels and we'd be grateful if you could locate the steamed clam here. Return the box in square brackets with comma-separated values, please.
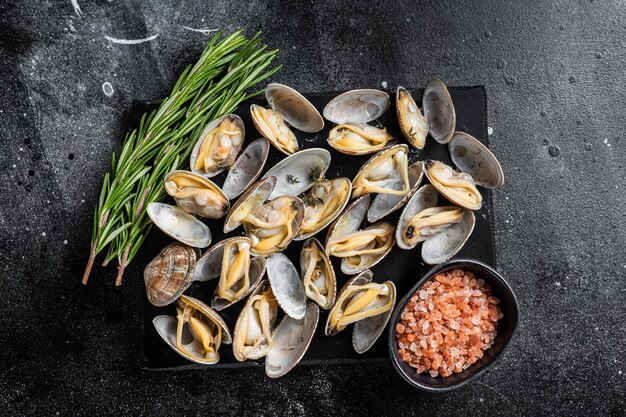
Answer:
[144, 242, 199, 307]
[153, 295, 231, 365]
[396, 86, 428, 149]
[297, 177, 351, 240]
[325, 270, 396, 353]
[352, 144, 410, 199]
[190, 114, 245, 177]
[263, 148, 331, 200]
[242, 196, 305, 256]
[252, 83, 324, 155]
[193, 237, 266, 311]
[367, 160, 424, 223]
[300, 238, 336, 310]
[224, 176, 276, 233]
[327, 123, 392, 155]
[396, 184, 475, 264]
[424, 160, 482, 210]
[164, 171, 229, 219]
[326, 195, 395, 275]
[233, 280, 278, 361]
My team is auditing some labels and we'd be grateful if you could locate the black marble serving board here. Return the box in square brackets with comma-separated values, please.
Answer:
[141, 86, 495, 370]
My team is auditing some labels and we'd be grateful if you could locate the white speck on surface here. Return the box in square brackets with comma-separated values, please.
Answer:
[555, 281, 561, 287]
[102, 82, 114, 97]
[19, 147, 23, 151]
[81, 199, 85, 203]
[63, 240, 68, 245]
[182, 26, 218, 36]
[70, 0, 83, 17]
[381, 81, 388, 88]
[104, 34, 159, 44]
[406, 17, 411, 22]
[488, 126, 494, 135]
[42, 232, 46, 237]
[594, 326, 599, 331]
[603, 138, 611, 147]
[12, 164, 16, 168]
[619, 370, 623, 375]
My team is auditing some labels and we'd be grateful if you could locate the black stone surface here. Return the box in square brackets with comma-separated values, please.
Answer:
[0, 0, 624, 415]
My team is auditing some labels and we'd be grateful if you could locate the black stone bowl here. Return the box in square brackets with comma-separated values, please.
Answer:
[387, 258, 519, 392]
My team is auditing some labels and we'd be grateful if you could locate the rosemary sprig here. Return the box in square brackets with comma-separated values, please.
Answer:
[82, 31, 281, 285]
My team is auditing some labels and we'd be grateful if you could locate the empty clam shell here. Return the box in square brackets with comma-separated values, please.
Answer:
[423, 78, 456, 144]
[396, 86, 428, 149]
[232, 281, 278, 361]
[367, 160, 424, 223]
[164, 170, 230, 219]
[323, 89, 390, 124]
[153, 295, 231, 365]
[448, 131, 505, 189]
[265, 83, 324, 133]
[192, 237, 267, 311]
[265, 302, 319, 378]
[296, 177, 352, 241]
[222, 138, 270, 200]
[223, 176, 276, 233]
[352, 144, 410, 199]
[300, 238, 337, 310]
[144, 242, 199, 307]
[267, 252, 307, 320]
[147, 202, 212, 248]
[262, 148, 331, 200]
[243, 196, 305, 256]
[424, 160, 483, 210]
[190, 114, 245, 178]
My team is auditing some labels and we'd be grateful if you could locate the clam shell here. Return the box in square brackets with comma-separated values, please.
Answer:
[265, 83, 324, 133]
[352, 282, 396, 354]
[189, 114, 245, 178]
[395, 184, 439, 250]
[222, 138, 270, 200]
[153, 295, 231, 365]
[423, 78, 456, 144]
[448, 131, 505, 189]
[299, 237, 337, 310]
[367, 160, 424, 223]
[396, 86, 428, 149]
[267, 252, 307, 320]
[223, 176, 276, 233]
[324, 270, 372, 336]
[327, 122, 393, 155]
[262, 148, 331, 200]
[421, 209, 475, 264]
[147, 202, 212, 248]
[323, 89, 390, 124]
[144, 242, 199, 307]
[164, 170, 229, 219]
[351, 144, 409, 199]
[424, 160, 482, 210]
[265, 302, 319, 378]
[251, 104, 299, 155]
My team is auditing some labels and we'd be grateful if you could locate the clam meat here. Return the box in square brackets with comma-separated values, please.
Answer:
[424, 160, 482, 210]
[327, 222, 395, 274]
[243, 196, 304, 256]
[191, 115, 244, 177]
[401, 206, 465, 247]
[327, 122, 392, 155]
[396, 86, 428, 149]
[352, 144, 410, 199]
[233, 281, 278, 361]
[297, 178, 351, 240]
[300, 238, 336, 310]
[164, 171, 229, 219]
[251, 105, 299, 155]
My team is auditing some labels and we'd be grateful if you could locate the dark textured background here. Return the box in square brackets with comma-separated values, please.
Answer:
[0, 0, 624, 415]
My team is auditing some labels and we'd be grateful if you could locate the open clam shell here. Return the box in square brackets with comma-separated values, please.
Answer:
[153, 295, 231, 365]
[327, 122, 393, 155]
[325, 270, 372, 336]
[351, 144, 410, 199]
[326, 195, 395, 275]
[296, 177, 352, 241]
[243, 196, 305, 256]
[251, 104, 299, 155]
[265, 83, 324, 133]
[267, 252, 307, 320]
[192, 237, 266, 311]
[424, 160, 483, 210]
[144, 242, 200, 307]
[300, 238, 337, 310]
[396, 86, 428, 149]
[265, 302, 319, 378]
[395, 184, 439, 250]
[164, 170, 230, 219]
[262, 148, 332, 200]
[367, 160, 424, 223]
[223, 176, 276, 233]
[232, 280, 278, 361]
[222, 138, 270, 200]
[147, 202, 212, 248]
[323, 89, 390, 124]
[190, 114, 245, 178]
[423, 78, 456, 144]
[448, 131, 505, 189]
